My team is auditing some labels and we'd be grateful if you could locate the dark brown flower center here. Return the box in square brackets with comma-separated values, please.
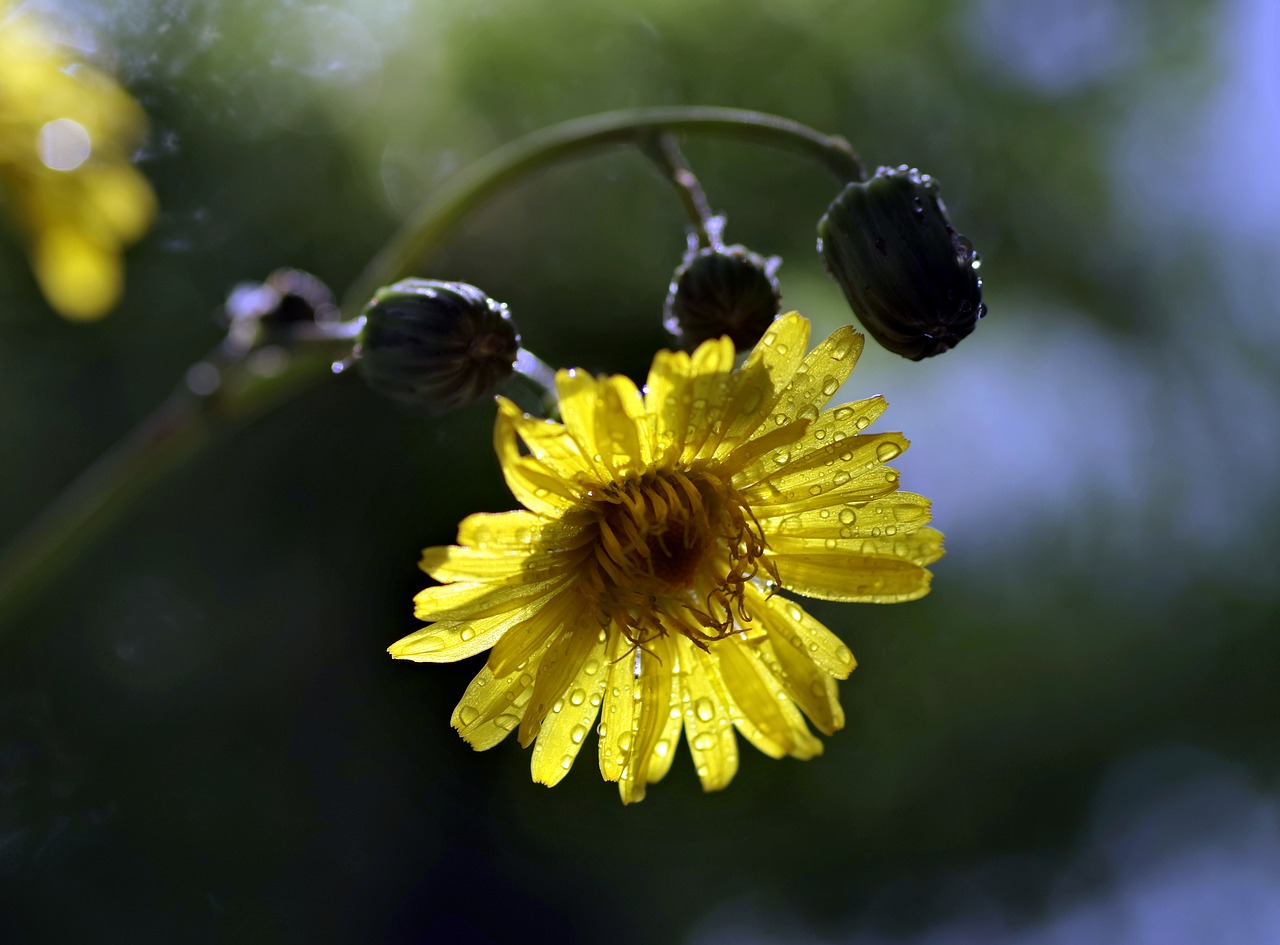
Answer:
[581, 468, 776, 650]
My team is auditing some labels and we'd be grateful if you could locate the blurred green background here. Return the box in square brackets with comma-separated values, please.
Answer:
[4, 0, 1279, 942]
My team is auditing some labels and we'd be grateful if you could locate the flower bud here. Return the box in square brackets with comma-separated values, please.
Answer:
[818, 165, 985, 360]
[663, 245, 782, 352]
[356, 280, 520, 413]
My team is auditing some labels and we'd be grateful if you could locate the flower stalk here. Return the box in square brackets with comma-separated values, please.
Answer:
[0, 107, 866, 627]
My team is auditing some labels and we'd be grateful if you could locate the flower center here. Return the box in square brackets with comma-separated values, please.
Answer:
[582, 468, 777, 650]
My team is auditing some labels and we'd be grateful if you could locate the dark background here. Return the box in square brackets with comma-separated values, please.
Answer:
[3, 0, 1279, 942]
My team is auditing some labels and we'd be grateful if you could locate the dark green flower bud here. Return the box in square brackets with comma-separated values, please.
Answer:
[818, 166, 985, 360]
[356, 279, 520, 413]
[664, 245, 782, 352]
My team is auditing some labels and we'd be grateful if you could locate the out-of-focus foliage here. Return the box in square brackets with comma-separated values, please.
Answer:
[4, 0, 1278, 942]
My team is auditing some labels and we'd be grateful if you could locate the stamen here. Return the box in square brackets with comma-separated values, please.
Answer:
[577, 466, 773, 652]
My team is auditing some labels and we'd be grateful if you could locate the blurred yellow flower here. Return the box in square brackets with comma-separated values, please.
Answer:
[0, 2, 155, 320]
[391, 313, 943, 803]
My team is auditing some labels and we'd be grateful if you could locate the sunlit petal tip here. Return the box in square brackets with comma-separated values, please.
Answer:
[417, 546, 450, 575]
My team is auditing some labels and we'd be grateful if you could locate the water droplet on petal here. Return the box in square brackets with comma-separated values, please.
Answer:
[876, 441, 902, 463]
[695, 697, 715, 722]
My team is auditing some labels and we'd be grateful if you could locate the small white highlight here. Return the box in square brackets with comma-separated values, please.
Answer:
[38, 118, 92, 172]
[184, 362, 221, 396]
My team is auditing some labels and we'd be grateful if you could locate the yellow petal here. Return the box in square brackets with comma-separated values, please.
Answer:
[81, 163, 155, 242]
[496, 398, 595, 484]
[680, 336, 736, 464]
[677, 636, 739, 792]
[519, 623, 602, 748]
[645, 348, 692, 467]
[32, 226, 120, 321]
[413, 575, 565, 622]
[418, 544, 573, 585]
[642, 660, 684, 786]
[767, 327, 864, 429]
[555, 368, 607, 476]
[617, 633, 675, 805]
[760, 634, 844, 736]
[770, 530, 944, 603]
[494, 404, 581, 517]
[737, 429, 909, 510]
[456, 509, 590, 555]
[390, 587, 565, 662]
[486, 589, 582, 677]
[593, 375, 650, 478]
[747, 587, 856, 679]
[529, 637, 609, 787]
[598, 633, 638, 783]
[729, 395, 888, 486]
[702, 313, 811, 459]
[716, 636, 822, 760]
[761, 492, 934, 547]
[451, 651, 550, 750]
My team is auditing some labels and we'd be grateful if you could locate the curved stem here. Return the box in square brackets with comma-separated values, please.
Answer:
[0, 107, 864, 627]
[341, 107, 863, 314]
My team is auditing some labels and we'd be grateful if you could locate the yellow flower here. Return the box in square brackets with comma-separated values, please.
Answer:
[0, 2, 155, 320]
[390, 313, 944, 803]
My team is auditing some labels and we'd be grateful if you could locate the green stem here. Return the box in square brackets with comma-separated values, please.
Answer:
[341, 106, 863, 313]
[0, 107, 864, 628]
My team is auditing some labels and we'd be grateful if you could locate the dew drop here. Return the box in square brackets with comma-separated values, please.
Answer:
[458, 705, 479, 725]
[876, 441, 902, 463]
[821, 377, 841, 397]
[459, 627, 475, 642]
[693, 732, 715, 751]
[695, 697, 715, 722]
[569, 688, 586, 706]
[839, 508, 857, 525]
[495, 714, 519, 731]
[571, 723, 588, 745]
[833, 471, 851, 486]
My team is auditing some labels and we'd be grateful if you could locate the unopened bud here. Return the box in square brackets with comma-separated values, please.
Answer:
[356, 279, 520, 413]
[663, 245, 781, 351]
[818, 166, 985, 360]
[224, 269, 338, 328]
